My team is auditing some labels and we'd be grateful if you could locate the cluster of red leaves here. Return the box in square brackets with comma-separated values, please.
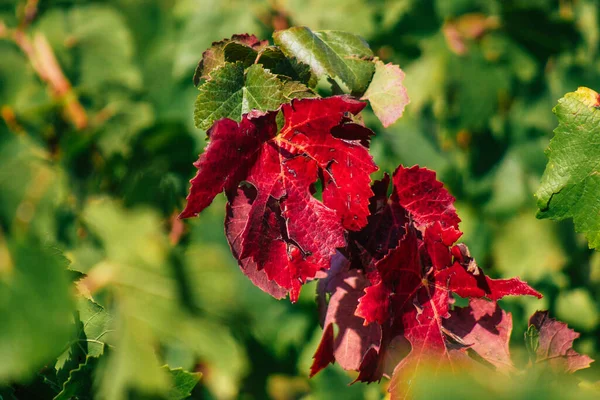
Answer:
[310, 166, 547, 396]
[181, 95, 592, 398]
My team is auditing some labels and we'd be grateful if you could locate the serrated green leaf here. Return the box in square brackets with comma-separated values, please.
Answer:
[55, 297, 113, 389]
[273, 27, 375, 94]
[165, 367, 201, 400]
[194, 62, 314, 130]
[54, 353, 102, 400]
[536, 87, 600, 249]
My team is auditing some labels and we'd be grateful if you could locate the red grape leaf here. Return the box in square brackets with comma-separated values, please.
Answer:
[181, 96, 377, 301]
[310, 264, 382, 376]
[444, 299, 515, 372]
[225, 186, 287, 299]
[528, 311, 594, 373]
[392, 165, 460, 230]
[180, 114, 277, 218]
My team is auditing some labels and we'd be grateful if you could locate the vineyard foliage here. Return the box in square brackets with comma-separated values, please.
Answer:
[1, 0, 600, 399]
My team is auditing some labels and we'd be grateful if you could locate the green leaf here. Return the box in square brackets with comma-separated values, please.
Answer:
[536, 87, 600, 249]
[525, 324, 540, 363]
[361, 60, 409, 127]
[54, 354, 103, 400]
[0, 238, 74, 383]
[55, 297, 113, 389]
[273, 27, 375, 94]
[194, 62, 314, 130]
[165, 367, 201, 400]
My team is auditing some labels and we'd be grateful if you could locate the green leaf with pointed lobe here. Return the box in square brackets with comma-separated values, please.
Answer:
[194, 62, 315, 130]
[54, 353, 103, 400]
[273, 27, 375, 94]
[165, 367, 201, 400]
[536, 87, 600, 249]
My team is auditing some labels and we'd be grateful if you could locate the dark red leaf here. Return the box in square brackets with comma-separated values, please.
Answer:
[310, 323, 335, 377]
[225, 186, 287, 299]
[350, 174, 408, 262]
[180, 114, 277, 218]
[311, 258, 382, 376]
[392, 165, 460, 230]
[444, 299, 515, 372]
[528, 311, 594, 373]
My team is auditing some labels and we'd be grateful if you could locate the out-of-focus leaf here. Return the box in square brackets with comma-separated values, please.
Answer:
[165, 367, 201, 400]
[284, 0, 378, 39]
[0, 238, 74, 382]
[493, 213, 567, 282]
[556, 289, 600, 331]
[36, 5, 141, 91]
[173, 0, 266, 77]
[78, 199, 246, 400]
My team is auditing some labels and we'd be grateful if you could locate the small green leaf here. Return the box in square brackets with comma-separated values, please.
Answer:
[194, 62, 315, 130]
[525, 324, 540, 363]
[54, 354, 103, 400]
[273, 27, 375, 94]
[165, 367, 201, 400]
[536, 87, 600, 249]
[193, 34, 268, 86]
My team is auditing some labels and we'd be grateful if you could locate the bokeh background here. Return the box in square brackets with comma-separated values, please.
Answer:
[1, 0, 600, 399]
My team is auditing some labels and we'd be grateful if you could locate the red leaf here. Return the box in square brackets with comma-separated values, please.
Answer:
[311, 256, 382, 376]
[528, 311, 594, 373]
[225, 186, 287, 299]
[351, 165, 458, 264]
[182, 96, 377, 301]
[392, 165, 460, 230]
[310, 323, 335, 377]
[180, 114, 277, 218]
[444, 299, 515, 372]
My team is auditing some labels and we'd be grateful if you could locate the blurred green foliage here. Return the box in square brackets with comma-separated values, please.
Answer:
[0, 0, 599, 399]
